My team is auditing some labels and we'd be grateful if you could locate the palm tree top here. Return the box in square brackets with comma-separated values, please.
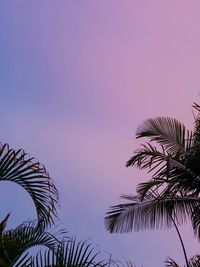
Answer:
[105, 102, 200, 267]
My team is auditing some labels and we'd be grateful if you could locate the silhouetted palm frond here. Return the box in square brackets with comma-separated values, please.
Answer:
[105, 194, 200, 233]
[188, 255, 200, 267]
[136, 117, 188, 155]
[165, 257, 180, 267]
[165, 255, 200, 267]
[0, 143, 59, 227]
[31, 238, 106, 267]
[0, 220, 65, 266]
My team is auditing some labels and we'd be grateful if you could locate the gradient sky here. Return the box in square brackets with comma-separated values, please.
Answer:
[0, 1, 200, 266]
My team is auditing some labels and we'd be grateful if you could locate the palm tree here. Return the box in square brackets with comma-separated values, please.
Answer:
[0, 143, 137, 266]
[105, 102, 200, 267]
[0, 144, 113, 266]
[0, 143, 58, 227]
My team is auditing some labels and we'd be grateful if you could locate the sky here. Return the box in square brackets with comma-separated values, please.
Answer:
[0, 1, 200, 266]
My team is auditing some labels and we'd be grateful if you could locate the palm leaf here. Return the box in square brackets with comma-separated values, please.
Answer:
[0, 143, 59, 227]
[190, 207, 200, 239]
[31, 238, 106, 267]
[105, 194, 200, 233]
[126, 143, 167, 170]
[189, 255, 200, 267]
[136, 179, 165, 200]
[192, 102, 200, 125]
[13, 252, 33, 267]
[126, 141, 200, 201]
[136, 117, 188, 155]
[165, 258, 180, 267]
[126, 143, 195, 180]
[165, 255, 200, 267]
[2, 221, 65, 265]
[0, 214, 10, 236]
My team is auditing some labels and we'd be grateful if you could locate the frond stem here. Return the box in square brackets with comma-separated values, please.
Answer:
[171, 215, 189, 267]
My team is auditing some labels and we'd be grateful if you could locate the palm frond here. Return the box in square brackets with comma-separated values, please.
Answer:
[126, 143, 195, 182]
[0, 143, 59, 227]
[189, 255, 200, 267]
[190, 206, 200, 239]
[105, 194, 200, 233]
[165, 255, 200, 267]
[136, 117, 187, 155]
[13, 252, 33, 267]
[136, 179, 165, 200]
[126, 143, 167, 170]
[0, 214, 10, 236]
[185, 130, 194, 153]
[31, 238, 106, 267]
[192, 102, 200, 122]
[2, 220, 65, 265]
[165, 258, 180, 267]
[136, 171, 200, 202]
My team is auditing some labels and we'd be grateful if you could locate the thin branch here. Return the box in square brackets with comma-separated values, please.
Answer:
[171, 216, 189, 267]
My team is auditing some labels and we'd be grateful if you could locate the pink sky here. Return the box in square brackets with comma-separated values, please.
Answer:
[0, 1, 200, 266]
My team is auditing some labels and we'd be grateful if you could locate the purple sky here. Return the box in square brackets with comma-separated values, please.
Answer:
[0, 1, 200, 266]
